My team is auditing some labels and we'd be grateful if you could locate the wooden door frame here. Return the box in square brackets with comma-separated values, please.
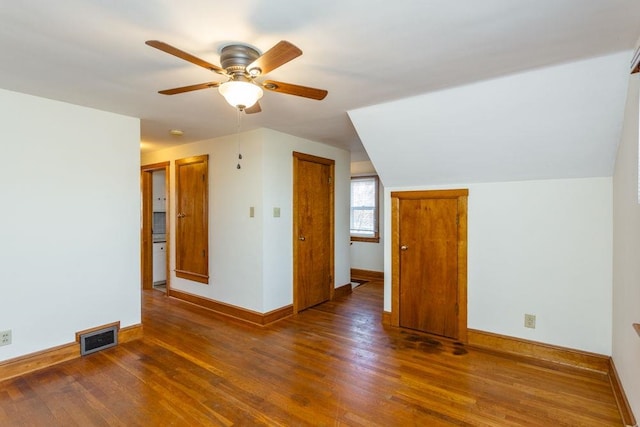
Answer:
[391, 189, 468, 342]
[292, 151, 335, 314]
[141, 161, 170, 291]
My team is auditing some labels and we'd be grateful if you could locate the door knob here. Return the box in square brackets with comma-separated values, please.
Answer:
[400, 245, 408, 251]
[299, 236, 306, 241]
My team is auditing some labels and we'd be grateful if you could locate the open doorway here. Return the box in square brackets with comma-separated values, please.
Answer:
[141, 161, 170, 293]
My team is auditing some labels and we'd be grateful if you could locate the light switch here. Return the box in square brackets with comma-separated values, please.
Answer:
[273, 207, 280, 218]
[249, 206, 255, 218]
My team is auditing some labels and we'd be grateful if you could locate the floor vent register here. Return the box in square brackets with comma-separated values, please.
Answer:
[79, 325, 118, 356]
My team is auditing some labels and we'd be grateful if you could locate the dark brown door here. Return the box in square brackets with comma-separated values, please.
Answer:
[399, 198, 459, 338]
[175, 155, 209, 284]
[293, 152, 334, 312]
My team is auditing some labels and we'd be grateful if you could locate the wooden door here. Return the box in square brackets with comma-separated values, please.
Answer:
[392, 190, 468, 341]
[175, 155, 209, 284]
[293, 152, 334, 312]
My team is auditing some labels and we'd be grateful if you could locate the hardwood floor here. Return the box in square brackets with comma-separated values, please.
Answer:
[0, 280, 623, 426]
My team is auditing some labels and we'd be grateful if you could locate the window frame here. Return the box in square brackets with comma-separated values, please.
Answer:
[350, 175, 380, 243]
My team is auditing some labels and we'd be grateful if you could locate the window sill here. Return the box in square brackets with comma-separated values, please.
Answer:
[351, 236, 380, 243]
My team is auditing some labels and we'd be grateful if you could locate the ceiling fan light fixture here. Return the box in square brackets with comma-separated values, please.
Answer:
[218, 81, 263, 109]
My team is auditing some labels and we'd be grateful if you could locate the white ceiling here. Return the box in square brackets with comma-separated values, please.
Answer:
[0, 1, 639, 159]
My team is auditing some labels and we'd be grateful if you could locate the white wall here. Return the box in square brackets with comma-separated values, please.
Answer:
[261, 130, 351, 311]
[612, 72, 640, 415]
[384, 177, 613, 355]
[143, 130, 265, 311]
[350, 160, 384, 273]
[350, 240, 384, 273]
[141, 128, 350, 313]
[0, 88, 141, 361]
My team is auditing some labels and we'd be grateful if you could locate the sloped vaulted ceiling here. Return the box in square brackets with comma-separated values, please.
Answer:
[348, 52, 631, 187]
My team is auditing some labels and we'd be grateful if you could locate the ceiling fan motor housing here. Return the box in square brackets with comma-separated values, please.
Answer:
[220, 44, 261, 76]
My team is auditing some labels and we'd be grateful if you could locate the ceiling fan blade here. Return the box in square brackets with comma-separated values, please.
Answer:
[158, 82, 220, 95]
[244, 102, 262, 114]
[146, 40, 226, 75]
[262, 80, 328, 100]
[247, 41, 302, 75]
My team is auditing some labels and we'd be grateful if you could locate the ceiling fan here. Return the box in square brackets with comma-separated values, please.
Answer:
[145, 40, 328, 114]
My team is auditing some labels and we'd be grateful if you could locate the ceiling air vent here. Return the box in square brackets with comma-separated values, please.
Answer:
[80, 325, 118, 356]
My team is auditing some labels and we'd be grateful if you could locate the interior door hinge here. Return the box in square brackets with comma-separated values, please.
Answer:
[202, 249, 206, 257]
[329, 275, 332, 283]
[328, 176, 332, 184]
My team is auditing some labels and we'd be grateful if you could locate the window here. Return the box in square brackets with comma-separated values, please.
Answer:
[350, 176, 379, 242]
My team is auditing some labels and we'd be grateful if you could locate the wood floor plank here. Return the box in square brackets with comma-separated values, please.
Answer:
[0, 280, 624, 426]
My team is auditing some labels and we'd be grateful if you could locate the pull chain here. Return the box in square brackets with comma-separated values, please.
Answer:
[236, 107, 242, 169]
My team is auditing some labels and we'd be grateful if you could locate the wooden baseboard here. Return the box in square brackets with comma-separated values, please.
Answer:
[381, 311, 391, 326]
[0, 342, 78, 383]
[350, 268, 384, 280]
[120, 324, 144, 342]
[168, 289, 293, 326]
[467, 329, 610, 373]
[0, 323, 143, 383]
[609, 358, 637, 427]
[333, 283, 352, 299]
[262, 305, 294, 325]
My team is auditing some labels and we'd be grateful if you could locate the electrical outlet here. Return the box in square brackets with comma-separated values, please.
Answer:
[524, 314, 536, 329]
[0, 330, 11, 346]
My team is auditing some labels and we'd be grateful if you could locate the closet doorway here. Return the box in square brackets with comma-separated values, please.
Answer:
[391, 189, 468, 341]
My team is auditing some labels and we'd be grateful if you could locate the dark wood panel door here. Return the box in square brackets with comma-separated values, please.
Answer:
[293, 152, 334, 312]
[175, 155, 209, 284]
[399, 198, 459, 338]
